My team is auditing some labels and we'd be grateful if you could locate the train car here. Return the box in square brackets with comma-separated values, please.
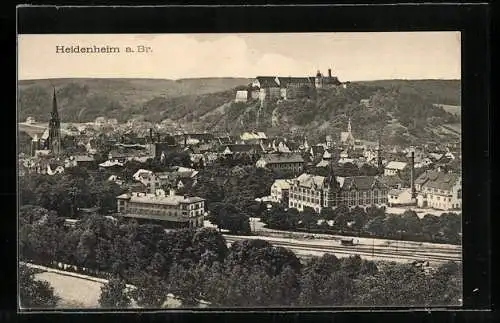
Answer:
[340, 238, 355, 246]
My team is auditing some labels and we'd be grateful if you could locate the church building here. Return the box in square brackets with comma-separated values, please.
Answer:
[47, 88, 62, 156]
[340, 118, 356, 149]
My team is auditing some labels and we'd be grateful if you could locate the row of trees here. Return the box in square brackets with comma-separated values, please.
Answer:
[261, 205, 461, 245]
[19, 207, 462, 308]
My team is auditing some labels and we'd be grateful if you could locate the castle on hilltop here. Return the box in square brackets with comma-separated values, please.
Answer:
[235, 68, 346, 103]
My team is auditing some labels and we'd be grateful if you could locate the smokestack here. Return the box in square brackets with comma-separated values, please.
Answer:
[410, 150, 416, 200]
[149, 128, 153, 142]
[328, 68, 332, 78]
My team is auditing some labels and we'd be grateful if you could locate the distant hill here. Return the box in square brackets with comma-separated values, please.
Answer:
[17, 77, 461, 146]
[357, 79, 461, 106]
[17, 77, 252, 122]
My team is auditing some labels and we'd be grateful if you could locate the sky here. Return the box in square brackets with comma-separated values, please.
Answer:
[18, 32, 461, 81]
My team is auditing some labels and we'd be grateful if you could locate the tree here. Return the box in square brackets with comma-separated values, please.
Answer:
[340, 255, 363, 278]
[271, 265, 301, 306]
[352, 262, 436, 306]
[384, 214, 404, 238]
[401, 210, 422, 236]
[350, 206, 368, 232]
[421, 213, 441, 241]
[19, 264, 60, 308]
[366, 205, 386, 219]
[168, 263, 205, 306]
[213, 203, 251, 234]
[98, 276, 131, 308]
[365, 215, 387, 237]
[191, 227, 228, 263]
[332, 204, 351, 230]
[130, 272, 169, 308]
[300, 207, 317, 230]
[320, 208, 336, 221]
[439, 212, 462, 244]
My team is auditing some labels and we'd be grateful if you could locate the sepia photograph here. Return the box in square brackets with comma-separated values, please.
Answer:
[17, 32, 463, 310]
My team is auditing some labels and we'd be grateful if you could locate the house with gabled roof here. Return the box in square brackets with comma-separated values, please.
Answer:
[384, 161, 408, 176]
[415, 170, 462, 210]
[288, 172, 389, 213]
[256, 153, 305, 173]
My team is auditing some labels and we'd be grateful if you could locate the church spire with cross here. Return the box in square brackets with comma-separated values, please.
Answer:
[48, 87, 62, 156]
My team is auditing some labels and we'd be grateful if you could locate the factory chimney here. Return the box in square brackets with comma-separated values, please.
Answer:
[328, 68, 332, 78]
[410, 149, 417, 202]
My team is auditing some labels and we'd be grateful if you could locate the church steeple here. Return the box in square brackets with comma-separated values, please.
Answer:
[51, 87, 59, 118]
[48, 87, 61, 156]
[347, 117, 352, 134]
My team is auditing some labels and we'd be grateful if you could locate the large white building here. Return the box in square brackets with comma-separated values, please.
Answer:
[116, 189, 205, 229]
[384, 161, 408, 176]
[415, 171, 462, 210]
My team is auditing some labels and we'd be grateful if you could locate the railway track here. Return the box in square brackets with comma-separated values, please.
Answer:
[224, 236, 461, 263]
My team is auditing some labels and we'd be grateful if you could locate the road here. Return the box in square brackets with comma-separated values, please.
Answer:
[223, 234, 461, 266]
[22, 262, 208, 309]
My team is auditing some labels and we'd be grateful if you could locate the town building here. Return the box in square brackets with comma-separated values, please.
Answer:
[314, 69, 342, 89]
[221, 144, 265, 157]
[384, 161, 408, 176]
[415, 171, 462, 210]
[288, 172, 389, 213]
[340, 118, 355, 148]
[270, 179, 293, 204]
[387, 188, 414, 206]
[277, 77, 315, 100]
[252, 77, 281, 101]
[252, 68, 342, 102]
[235, 90, 248, 103]
[256, 153, 305, 173]
[240, 131, 267, 141]
[116, 189, 205, 229]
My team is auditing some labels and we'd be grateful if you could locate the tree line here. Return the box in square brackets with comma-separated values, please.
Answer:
[19, 209, 461, 308]
[260, 205, 461, 245]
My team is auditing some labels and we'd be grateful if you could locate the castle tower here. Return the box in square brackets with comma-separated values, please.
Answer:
[315, 70, 323, 89]
[48, 87, 62, 156]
